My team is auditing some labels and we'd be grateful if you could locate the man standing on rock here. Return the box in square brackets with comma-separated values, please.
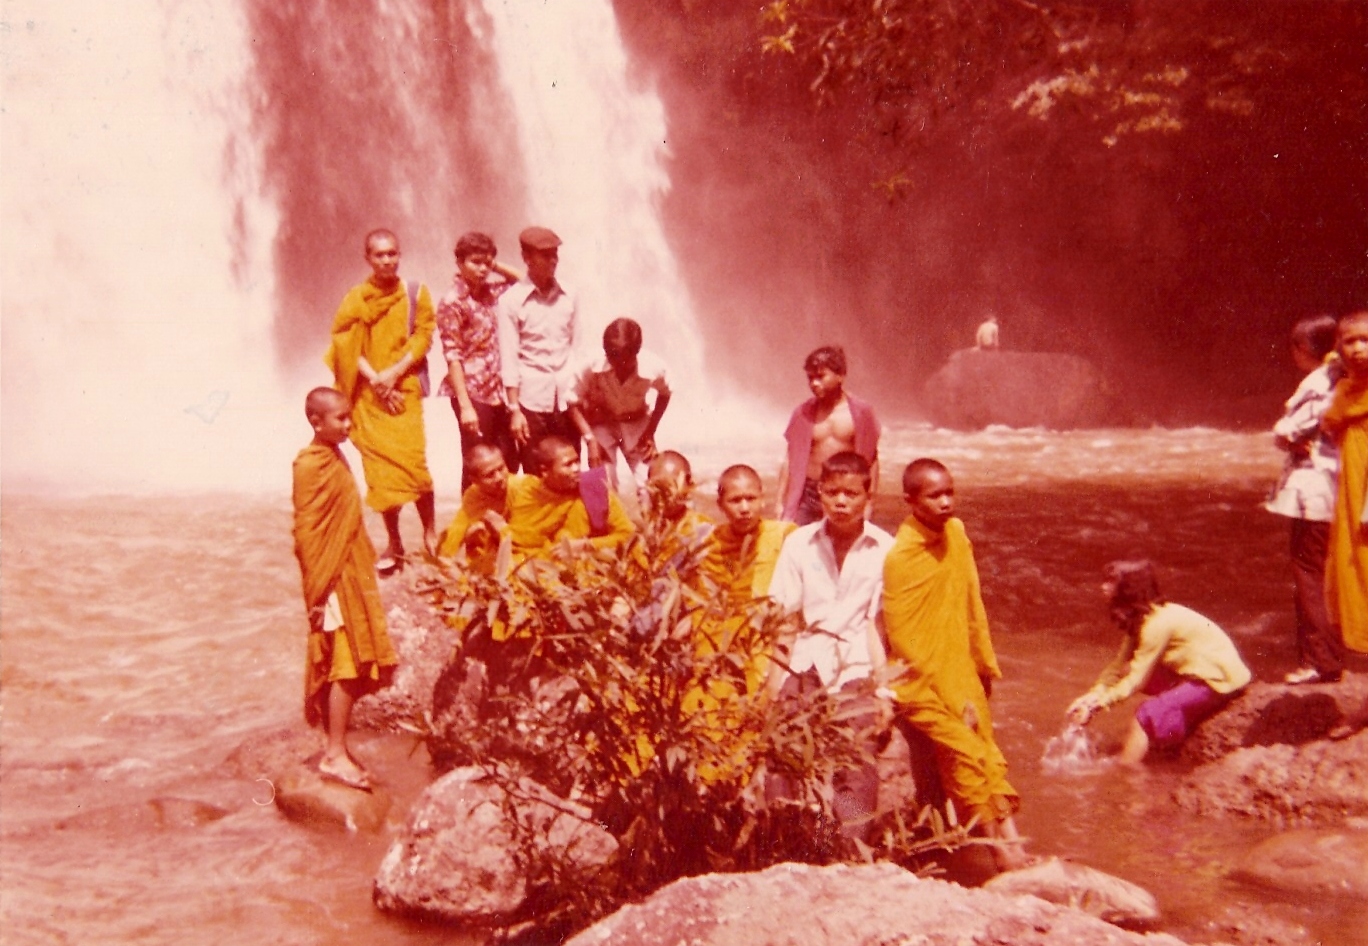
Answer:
[325, 228, 438, 569]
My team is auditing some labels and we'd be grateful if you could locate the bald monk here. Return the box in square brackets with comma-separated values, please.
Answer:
[882, 458, 1028, 870]
[701, 465, 794, 606]
[437, 442, 525, 571]
[292, 387, 397, 791]
[325, 228, 437, 569]
[645, 450, 712, 539]
[507, 436, 634, 557]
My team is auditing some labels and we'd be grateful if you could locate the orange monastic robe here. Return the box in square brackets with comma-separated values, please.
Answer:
[436, 475, 529, 560]
[506, 475, 634, 558]
[882, 515, 1018, 823]
[292, 443, 397, 728]
[324, 278, 435, 512]
[1323, 377, 1368, 652]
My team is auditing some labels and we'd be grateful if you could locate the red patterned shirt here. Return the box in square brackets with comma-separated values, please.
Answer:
[435, 275, 513, 405]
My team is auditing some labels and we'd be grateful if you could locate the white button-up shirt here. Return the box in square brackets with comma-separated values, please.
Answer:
[498, 280, 578, 413]
[769, 520, 895, 688]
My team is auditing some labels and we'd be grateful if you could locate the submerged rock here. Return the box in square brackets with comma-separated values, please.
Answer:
[273, 763, 391, 833]
[564, 862, 1188, 946]
[51, 797, 232, 833]
[1174, 729, 1368, 824]
[1231, 825, 1368, 900]
[922, 349, 1113, 430]
[372, 766, 617, 926]
[1180, 674, 1368, 765]
[984, 856, 1160, 927]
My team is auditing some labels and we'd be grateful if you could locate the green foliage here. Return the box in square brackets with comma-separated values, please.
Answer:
[414, 508, 978, 939]
[759, 0, 1368, 151]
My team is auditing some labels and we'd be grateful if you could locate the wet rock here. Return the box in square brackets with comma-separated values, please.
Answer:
[221, 724, 324, 782]
[984, 856, 1160, 927]
[922, 349, 1112, 430]
[1180, 674, 1368, 765]
[1174, 729, 1368, 824]
[273, 763, 391, 833]
[1230, 825, 1368, 900]
[52, 797, 232, 833]
[352, 566, 464, 733]
[373, 767, 617, 926]
[563, 862, 1189, 946]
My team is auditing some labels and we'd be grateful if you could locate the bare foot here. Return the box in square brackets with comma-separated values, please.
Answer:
[317, 753, 372, 792]
[422, 529, 438, 558]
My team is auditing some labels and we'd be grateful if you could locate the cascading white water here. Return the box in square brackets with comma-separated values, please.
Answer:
[2, 0, 287, 492]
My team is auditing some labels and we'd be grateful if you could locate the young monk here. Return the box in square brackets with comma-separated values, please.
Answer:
[292, 387, 398, 792]
[325, 229, 437, 569]
[569, 318, 672, 503]
[776, 346, 881, 525]
[882, 458, 1027, 870]
[700, 465, 795, 605]
[436, 442, 524, 572]
[1321, 309, 1368, 656]
[644, 450, 711, 538]
[1067, 560, 1251, 764]
[506, 436, 634, 558]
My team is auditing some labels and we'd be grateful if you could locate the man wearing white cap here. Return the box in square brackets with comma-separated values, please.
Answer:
[497, 225, 579, 472]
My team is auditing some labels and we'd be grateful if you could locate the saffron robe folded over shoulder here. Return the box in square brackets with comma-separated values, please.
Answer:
[292, 443, 397, 727]
[1323, 376, 1368, 653]
[882, 515, 1017, 822]
[324, 278, 435, 512]
[506, 475, 634, 558]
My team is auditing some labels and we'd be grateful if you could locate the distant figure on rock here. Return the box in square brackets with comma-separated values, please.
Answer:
[975, 315, 1000, 351]
[776, 345, 881, 525]
[882, 458, 1028, 870]
[292, 387, 398, 792]
[1320, 309, 1368, 657]
[1067, 560, 1251, 765]
[324, 228, 437, 569]
[1266, 314, 1345, 684]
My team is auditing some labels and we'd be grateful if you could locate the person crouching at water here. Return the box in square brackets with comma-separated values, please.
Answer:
[292, 387, 398, 792]
[1067, 560, 1251, 765]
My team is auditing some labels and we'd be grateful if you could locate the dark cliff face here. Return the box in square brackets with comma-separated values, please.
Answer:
[610, 1, 1368, 423]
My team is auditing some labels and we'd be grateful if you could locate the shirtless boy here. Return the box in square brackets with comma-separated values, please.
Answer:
[776, 346, 881, 525]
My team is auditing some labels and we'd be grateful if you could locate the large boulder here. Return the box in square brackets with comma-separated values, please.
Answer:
[373, 767, 618, 926]
[1180, 674, 1368, 765]
[1231, 824, 1368, 901]
[352, 565, 465, 732]
[922, 349, 1112, 430]
[564, 862, 1188, 946]
[1173, 729, 1368, 824]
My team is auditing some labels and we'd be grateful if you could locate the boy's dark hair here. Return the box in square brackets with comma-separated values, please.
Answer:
[902, 457, 950, 497]
[718, 464, 762, 498]
[804, 345, 847, 377]
[819, 451, 871, 489]
[454, 231, 498, 262]
[603, 318, 644, 355]
[1105, 559, 1166, 634]
[1291, 315, 1338, 360]
[531, 435, 577, 475]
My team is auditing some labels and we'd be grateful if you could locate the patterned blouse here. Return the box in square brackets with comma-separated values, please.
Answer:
[434, 275, 513, 404]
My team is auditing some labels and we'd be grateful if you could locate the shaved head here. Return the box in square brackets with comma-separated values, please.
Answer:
[364, 228, 398, 254]
[647, 450, 692, 485]
[902, 457, 950, 497]
[531, 435, 577, 475]
[304, 386, 347, 420]
[717, 464, 762, 499]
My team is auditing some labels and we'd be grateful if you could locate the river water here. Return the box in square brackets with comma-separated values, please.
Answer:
[3, 424, 1365, 945]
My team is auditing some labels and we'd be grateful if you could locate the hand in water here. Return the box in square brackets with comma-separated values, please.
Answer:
[1067, 694, 1100, 726]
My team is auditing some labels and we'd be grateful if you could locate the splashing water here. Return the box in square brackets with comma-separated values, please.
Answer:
[1041, 722, 1107, 775]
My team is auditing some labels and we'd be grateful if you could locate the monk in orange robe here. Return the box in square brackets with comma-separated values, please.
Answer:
[437, 443, 527, 573]
[507, 436, 634, 558]
[325, 229, 437, 568]
[292, 387, 397, 791]
[882, 458, 1028, 870]
[1322, 309, 1368, 654]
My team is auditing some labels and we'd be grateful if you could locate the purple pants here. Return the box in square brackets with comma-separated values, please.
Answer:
[1135, 667, 1230, 748]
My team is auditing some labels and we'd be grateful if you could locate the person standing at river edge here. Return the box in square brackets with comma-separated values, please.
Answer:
[1266, 314, 1345, 684]
[1321, 309, 1368, 656]
[435, 231, 521, 490]
[292, 387, 398, 792]
[498, 226, 579, 472]
[324, 229, 438, 569]
[882, 458, 1028, 871]
[776, 346, 881, 525]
